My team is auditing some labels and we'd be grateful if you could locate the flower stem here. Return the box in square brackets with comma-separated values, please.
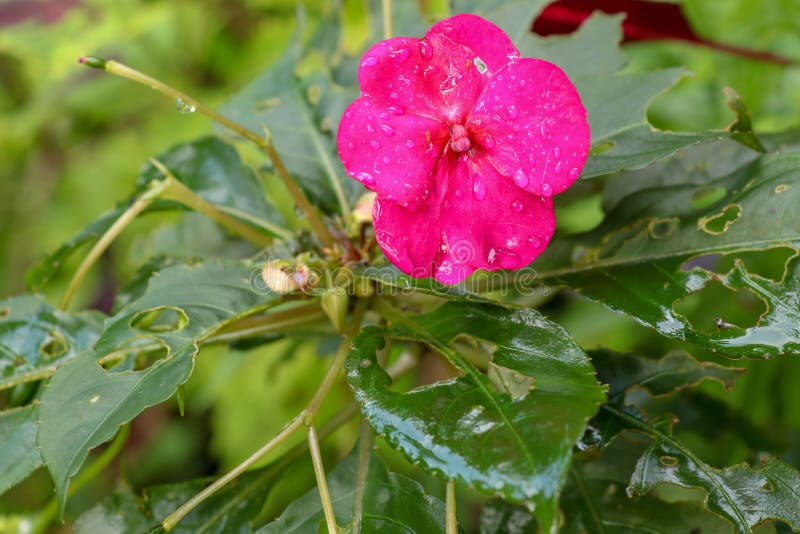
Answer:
[306, 422, 340, 533]
[82, 57, 336, 251]
[150, 160, 276, 246]
[446, 479, 458, 534]
[162, 297, 369, 531]
[382, 0, 393, 39]
[59, 181, 164, 310]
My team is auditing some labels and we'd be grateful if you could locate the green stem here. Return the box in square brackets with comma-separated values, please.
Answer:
[33, 425, 130, 533]
[59, 182, 164, 310]
[446, 479, 457, 534]
[149, 160, 277, 246]
[162, 297, 369, 531]
[382, 0, 393, 39]
[86, 58, 336, 251]
[307, 422, 340, 533]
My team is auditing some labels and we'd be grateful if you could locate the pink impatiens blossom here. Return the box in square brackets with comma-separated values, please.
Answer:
[337, 14, 590, 284]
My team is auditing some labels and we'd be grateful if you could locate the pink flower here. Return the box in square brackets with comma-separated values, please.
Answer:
[337, 14, 590, 284]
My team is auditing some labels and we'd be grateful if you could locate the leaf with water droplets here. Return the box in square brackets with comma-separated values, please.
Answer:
[534, 148, 800, 358]
[346, 302, 605, 533]
[0, 404, 43, 494]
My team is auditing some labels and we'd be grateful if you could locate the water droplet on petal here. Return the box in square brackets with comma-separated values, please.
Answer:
[542, 183, 553, 195]
[511, 200, 523, 212]
[554, 161, 563, 174]
[370, 139, 381, 149]
[473, 57, 488, 73]
[356, 172, 375, 185]
[175, 98, 196, 114]
[473, 179, 487, 201]
[528, 236, 541, 248]
[405, 139, 415, 149]
[389, 92, 401, 101]
[553, 147, 561, 159]
[506, 105, 519, 119]
[381, 124, 395, 136]
[454, 189, 463, 198]
[569, 167, 580, 178]
[347, 141, 354, 150]
[381, 155, 390, 164]
[379, 111, 390, 120]
[418, 39, 433, 59]
[513, 169, 529, 188]
[481, 134, 496, 149]
[361, 56, 378, 67]
[387, 105, 404, 115]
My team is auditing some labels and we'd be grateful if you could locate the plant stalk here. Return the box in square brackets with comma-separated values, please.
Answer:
[446, 479, 458, 534]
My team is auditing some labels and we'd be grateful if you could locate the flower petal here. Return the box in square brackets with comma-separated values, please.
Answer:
[357, 34, 488, 123]
[373, 152, 555, 284]
[338, 97, 449, 207]
[468, 58, 590, 197]
[428, 13, 520, 73]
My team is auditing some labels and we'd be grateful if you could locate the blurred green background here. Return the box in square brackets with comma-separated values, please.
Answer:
[1, 0, 799, 530]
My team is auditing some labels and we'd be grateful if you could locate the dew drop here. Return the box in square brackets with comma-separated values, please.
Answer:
[473, 56, 488, 73]
[569, 167, 580, 178]
[506, 105, 519, 119]
[473, 179, 487, 201]
[454, 189, 463, 198]
[370, 139, 381, 149]
[361, 56, 378, 67]
[554, 161, 563, 174]
[347, 141, 355, 150]
[381, 155, 390, 164]
[379, 111, 390, 120]
[366, 124, 375, 133]
[418, 39, 433, 59]
[356, 172, 375, 184]
[405, 139, 416, 149]
[481, 134, 496, 148]
[175, 98, 196, 114]
[344, 111, 352, 119]
[389, 92, 401, 101]
[387, 105, 404, 115]
[542, 183, 553, 195]
[528, 236, 541, 248]
[511, 200, 523, 213]
[381, 124, 395, 136]
[553, 147, 561, 159]
[513, 169, 529, 188]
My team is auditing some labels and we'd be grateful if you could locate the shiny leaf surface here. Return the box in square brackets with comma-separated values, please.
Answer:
[346, 302, 606, 533]
[0, 404, 42, 493]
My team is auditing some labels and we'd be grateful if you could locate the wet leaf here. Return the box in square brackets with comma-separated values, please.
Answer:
[0, 294, 103, 391]
[591, 349, 746, 401]
[38, 260, 281, 513]
[0, 404, 42, 493]
[479, 499, 536, 534]
[258, 442, 445, 533]
[534, 150, 800, 358]
[346, 302, 606, 533]
[26, 136, 283, 291]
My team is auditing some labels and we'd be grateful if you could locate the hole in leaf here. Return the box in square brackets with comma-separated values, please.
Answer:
[488, 362, 534, 399]
[648, 217, 679, 239]
[0, 307, 8, 319]
[673, 281, 767, 334]
[690, 186, 727, 210]
[254, 97, 282, 112]
[698, 204, 741, 235]
[774, 184, 790, 194]
[761, 480, 775, 492]
[39, 331, 68, 360]
[589, 141, 615, 156]
[659, 455, 679, 467]
[680, 247, 796, 282]
[130, 306, 188, 334]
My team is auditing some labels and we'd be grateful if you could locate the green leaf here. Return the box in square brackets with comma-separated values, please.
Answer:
[346, 302, 606, 533]
[615, 405, 800, 534]
[351, 264, 492, 302]
[0, 294, 103, 391]
[258, 441, 446, 533]
[26, 136, 283, 291]
[0, 404, 43, 493]
[534, 150, 800, 358]
[563, 434, 738, 534]
[516, 14, 762, 178]
[38, 260, 281, 513]
[74, 468, 272, 534]
[591, 349, 745, 401]
[218, 41, 361, 215]
[451, 0, 547, 44]
[479, 499, 536, 534]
